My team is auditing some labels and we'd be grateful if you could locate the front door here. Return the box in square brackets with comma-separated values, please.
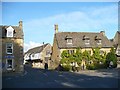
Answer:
[6, 59, 13, 70]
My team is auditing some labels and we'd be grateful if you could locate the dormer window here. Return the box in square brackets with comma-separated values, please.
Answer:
[6, 26, 14, 37]
[97, 39, 102, 45]
[83, 35, 90, 45]
[65, 36, 72, 44]
[95, 36, 102, 45]
[85, 40, 90, 45]
[67, 39, 72, 44]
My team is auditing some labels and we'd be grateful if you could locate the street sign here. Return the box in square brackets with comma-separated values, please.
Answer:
[5, 55, 14, 58]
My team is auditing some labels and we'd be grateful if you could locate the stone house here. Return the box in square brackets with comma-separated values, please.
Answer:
[111, 31, 120, 62]
[24, 43, 52, 69]
[0, 21, 24, 73]
[51, 25, 113, 69]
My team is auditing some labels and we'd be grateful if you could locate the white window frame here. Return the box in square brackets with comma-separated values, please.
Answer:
[118, 50, 120, 54]
[68, 50, 74, 55]
[6, 26, 14, 37]
[6, 43, 13, 54]
[6, 59, 14, 70]
[85, 39, 90, 45]
[97, 39, 102, 45]
[67, 39, 72, 44]
[117, 49, 120, 55]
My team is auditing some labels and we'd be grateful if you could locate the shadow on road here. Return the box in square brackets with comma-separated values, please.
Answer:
[2, 65, 119, 88]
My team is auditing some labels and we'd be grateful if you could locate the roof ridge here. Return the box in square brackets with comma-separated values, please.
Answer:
[57, 31, 100, 34]
[26, 43, 49, 52]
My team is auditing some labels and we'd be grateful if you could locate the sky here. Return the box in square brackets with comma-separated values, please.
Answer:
[2, 1, 119, 52]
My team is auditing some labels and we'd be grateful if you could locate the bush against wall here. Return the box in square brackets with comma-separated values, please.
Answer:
[60, 47, 116, 71]
[106, 47, 117, 68]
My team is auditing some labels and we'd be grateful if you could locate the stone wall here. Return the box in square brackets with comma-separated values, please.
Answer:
[2, 38, 24, 73]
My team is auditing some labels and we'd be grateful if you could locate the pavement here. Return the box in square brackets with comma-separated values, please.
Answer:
[2, 65, 120, 88]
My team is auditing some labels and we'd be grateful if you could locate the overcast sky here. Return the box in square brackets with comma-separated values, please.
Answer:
[2, 1, 118, 52]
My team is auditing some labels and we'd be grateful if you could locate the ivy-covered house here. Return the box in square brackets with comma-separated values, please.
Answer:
[51, 25, 113, 69]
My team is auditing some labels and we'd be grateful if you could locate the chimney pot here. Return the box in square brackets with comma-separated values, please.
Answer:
[19, 21, 23, 29]
[100, 31, 105, 36]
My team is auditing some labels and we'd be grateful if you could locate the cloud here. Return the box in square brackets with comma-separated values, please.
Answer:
[23, 4, 118, 46]
[24, 41, 42, 52]
[24, 4, 117, 29]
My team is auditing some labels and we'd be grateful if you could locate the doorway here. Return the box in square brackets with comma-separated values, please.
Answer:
[6, 59, 13, 70]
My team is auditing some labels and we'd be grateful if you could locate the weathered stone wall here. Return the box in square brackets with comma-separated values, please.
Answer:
[2, 38, 24, 73]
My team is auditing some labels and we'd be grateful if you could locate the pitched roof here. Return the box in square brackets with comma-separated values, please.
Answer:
[0, 25, 23, 39]
[25, 43, 49, 55]
[55, 32, 113, 49]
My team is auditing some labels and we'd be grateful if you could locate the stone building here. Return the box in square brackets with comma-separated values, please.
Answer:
[51, 25, 113, 69]
[24, 43, 52, 69]
[0, 21, 24, 73]
[112, 31, 120, 62]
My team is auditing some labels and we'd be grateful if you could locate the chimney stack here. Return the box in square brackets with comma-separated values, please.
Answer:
[19, 21, 23, 29]
[100, 31, 105, 36]
[54, 24, 58, 33]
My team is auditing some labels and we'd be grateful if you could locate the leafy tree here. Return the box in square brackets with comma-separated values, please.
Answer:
[82, 50, 91, 61]
[106, 47, 117, 68]
[61, 50, 69, 58]
[74, 48, 82, 64]
[92, 48, 101, 62]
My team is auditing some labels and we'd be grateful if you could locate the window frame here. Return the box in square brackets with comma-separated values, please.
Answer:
[85, 39, 90, 45]
[6, 59, 14, 70]
[67, 39, 73, 44]
[6, 43, 13, 54]
[97, 39, 102, 45]
[68, 50, 74, 55]
[46, 50, 51, 56]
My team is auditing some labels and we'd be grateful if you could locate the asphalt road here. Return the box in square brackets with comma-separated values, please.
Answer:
[2, 65, 120, 88]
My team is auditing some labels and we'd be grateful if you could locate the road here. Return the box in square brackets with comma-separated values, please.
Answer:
[2, 65, 120, 88]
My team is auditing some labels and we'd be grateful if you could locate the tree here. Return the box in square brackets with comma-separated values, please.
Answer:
[82, 50, 91, 61]
[92, 48, 101, 62]
[61, 50, 69, 58]
[106, 47, 117, 68]
[74, 48, 82, 64]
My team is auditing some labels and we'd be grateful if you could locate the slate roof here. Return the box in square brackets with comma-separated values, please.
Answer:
[118, 31, 120, 46]
[113, 31, 120, 47]
[25, 43, 49, 55]
[0, 25, 23, 39]
[55, 32, 113, 49]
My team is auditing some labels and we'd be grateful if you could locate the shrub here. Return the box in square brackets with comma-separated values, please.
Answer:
[106, 47, 117, 68]
[86, 64, 96, 70]
[62, 65, 72, 71]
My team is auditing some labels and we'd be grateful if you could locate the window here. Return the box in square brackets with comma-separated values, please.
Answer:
[65, 36, 72, 44]
[97, 40, 102, 45]
[6, 43, 13, 54]
[85, 40, 90, 45]
[6, 26, 14, 37]
[117, 49, 120, 54]
[68, 50, 74, 54]
[32, 54, 34, 57]
[6, 59, 13, 70]
[83, 35, 90, 45]
[67, 39, 72, 44]
[100, 50, 104, 55]
[20, 48, 23, 53]
[46, 50, 50, 55]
